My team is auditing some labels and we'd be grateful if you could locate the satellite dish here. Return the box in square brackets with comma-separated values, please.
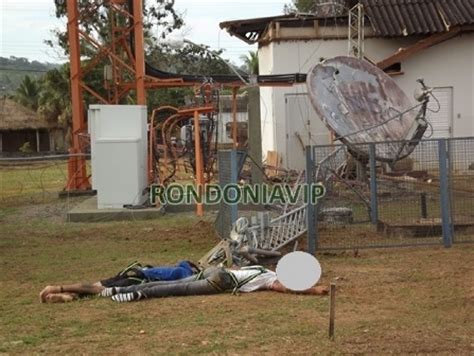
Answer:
[307, 56, 429, 162]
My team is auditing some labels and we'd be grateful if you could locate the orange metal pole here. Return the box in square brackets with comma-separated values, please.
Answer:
[66, 0, 89, 190]
[193, 110, 204, 216]
[133, 0, 146, 105]
[232, 87, 238, 148]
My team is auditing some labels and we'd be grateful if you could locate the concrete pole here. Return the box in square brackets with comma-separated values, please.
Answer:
[247, 87, 263, 185]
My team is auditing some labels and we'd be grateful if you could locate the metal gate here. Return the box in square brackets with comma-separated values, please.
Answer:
[426, 87, 453, 139]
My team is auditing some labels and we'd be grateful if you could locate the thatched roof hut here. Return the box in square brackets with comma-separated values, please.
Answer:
[0, 97, 57, 131]
[0, 98, 66, 153]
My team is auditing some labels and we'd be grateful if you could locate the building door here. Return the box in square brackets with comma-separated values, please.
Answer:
[426, 87, 453, 139]
[285, 93, 331, 170]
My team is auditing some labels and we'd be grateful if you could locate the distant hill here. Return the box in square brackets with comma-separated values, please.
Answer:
[0, 57, 60, 95]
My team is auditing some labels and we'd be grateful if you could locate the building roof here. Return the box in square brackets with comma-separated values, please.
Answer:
[219, 14, 314, 44]
[220, 13, 349, 44]
[364, 0, 474, 37]
[220, 0, 474, 44]
[0, 98, 57, 131]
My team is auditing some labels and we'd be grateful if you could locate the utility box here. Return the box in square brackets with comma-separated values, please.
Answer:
[88, 105, 148, 209]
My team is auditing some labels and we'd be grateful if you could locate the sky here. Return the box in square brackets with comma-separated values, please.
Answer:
[0, 0, 289, 65]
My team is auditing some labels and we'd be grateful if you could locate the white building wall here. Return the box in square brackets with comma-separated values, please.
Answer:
[258, 32, 474, 169]
[258, 44, 276, 162]
[271, 39, 348, 168]
[391, 33, 474, 138]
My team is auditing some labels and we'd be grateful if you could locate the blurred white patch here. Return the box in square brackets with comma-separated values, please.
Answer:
[276, 251, 322, 291]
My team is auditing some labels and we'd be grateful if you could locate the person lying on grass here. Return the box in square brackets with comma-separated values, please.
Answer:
[39, 260, 200, 303]
[106, 265, 329, 303]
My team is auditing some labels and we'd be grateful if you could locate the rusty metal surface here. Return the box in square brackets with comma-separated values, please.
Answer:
[363, 0, 474, 37]
[307, 56, 420, 161]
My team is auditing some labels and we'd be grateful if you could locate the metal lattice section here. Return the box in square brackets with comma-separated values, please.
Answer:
[315, 144, 371, 220]
[315, 145, 347, 184]
[214, 150, 237, 239]
[250, 204, 308, 251]
[348, 2, 365, 59]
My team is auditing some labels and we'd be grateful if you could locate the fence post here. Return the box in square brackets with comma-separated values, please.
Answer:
[230, 149, 238, 224]
[438, 139, 452, 247]
[306, 145, 317, 254]
[369, 143, 378, 225]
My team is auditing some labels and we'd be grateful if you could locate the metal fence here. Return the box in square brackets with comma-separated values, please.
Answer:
[306, 137, 474, 250]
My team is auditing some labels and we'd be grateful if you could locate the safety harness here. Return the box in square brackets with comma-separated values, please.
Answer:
[227, 266, 269, 295]
[116, 261, 150, 284]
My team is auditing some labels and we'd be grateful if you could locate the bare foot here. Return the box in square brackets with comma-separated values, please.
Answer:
[311, 286, 330, 295]
[44, 293, 76, 303]
[39, 285, 60, 303]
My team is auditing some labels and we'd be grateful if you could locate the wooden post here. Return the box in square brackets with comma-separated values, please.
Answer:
[420, 192, 428, 219]
[232, 87, 238, 148]
[248, 87, 263, 185]
[329, 283, 336, 339]
[36, 129, 40, 152]
[193, 110, 204, 216]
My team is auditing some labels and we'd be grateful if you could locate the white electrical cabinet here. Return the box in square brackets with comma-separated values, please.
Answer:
[88, 105, 148, 209]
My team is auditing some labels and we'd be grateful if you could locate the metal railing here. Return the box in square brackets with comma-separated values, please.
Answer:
[249, 204, 308, 251]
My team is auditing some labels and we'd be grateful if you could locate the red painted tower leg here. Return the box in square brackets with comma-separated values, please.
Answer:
[133, 0, 146, 105]
[66, 0, 89, 190]
[193, 110, 204, 216]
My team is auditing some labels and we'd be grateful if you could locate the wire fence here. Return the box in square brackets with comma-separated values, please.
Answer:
[0, 157, 72, 206]
[0, 156, 165, 224]
[309, 137, 474, 250]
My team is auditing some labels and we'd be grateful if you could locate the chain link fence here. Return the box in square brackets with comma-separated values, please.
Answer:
[308, 137, 474, 250]
[448, 138, 474, 243]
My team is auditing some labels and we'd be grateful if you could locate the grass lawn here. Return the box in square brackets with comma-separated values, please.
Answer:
[0, 199, 473, 354]
[0, 162, 69, 206]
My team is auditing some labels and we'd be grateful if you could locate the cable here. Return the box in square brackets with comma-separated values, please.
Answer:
[427, 92, 441, 113]
[335, 102, 424, 141]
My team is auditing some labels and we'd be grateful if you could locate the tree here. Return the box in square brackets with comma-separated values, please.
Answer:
[47, 1, 184, 56]
[284, 0, 317, 13]
[39, 0, 240, 126]
[240, 51, 259, 75]
[37, 66, 71, 126]
[14, 75, 40, 111]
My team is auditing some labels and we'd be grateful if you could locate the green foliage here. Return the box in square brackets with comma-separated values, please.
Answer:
[14, 75, 40, 111]
[284, 0, 317, 13]
[240, 51, 259, 75]
[0, 56, 58, 94]
[37, 66, 72, 126]
[8, 1, 241, 130]
[18, 142, 33, 154]
[147, 87, 193, 111]
[47, 0, 185, 56]
[147, 43, 234, 77]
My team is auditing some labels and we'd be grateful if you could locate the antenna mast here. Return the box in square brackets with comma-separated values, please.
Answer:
[348, 2, 365, 59]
